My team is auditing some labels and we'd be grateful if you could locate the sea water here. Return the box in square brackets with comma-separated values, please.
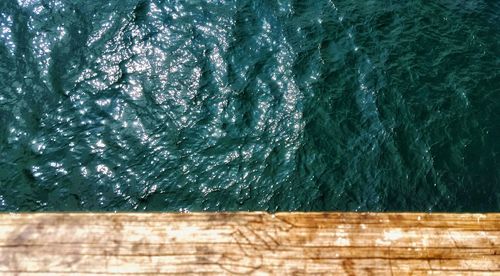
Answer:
[0, 0, 499, 211]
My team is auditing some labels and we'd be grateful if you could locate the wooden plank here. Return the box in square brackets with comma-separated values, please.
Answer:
[0, 212, 498, 275]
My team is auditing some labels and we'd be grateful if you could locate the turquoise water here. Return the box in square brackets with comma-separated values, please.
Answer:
[0, 0, 498, 212]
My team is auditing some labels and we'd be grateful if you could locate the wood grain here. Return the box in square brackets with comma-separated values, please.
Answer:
[0, 212, 498, 275]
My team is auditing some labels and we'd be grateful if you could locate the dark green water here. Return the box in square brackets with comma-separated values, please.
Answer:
[0, 0, 499, 212]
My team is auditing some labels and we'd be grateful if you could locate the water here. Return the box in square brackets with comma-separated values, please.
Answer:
[0, 0, 498, 212]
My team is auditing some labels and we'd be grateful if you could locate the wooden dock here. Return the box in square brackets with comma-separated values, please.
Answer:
[0, 212, 499, 274]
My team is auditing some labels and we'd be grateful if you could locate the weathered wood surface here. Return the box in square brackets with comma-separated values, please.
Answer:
[0, 212, 499, 275]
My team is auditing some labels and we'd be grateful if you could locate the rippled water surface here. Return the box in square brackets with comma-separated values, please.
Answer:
[0, 0, 499, 211]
